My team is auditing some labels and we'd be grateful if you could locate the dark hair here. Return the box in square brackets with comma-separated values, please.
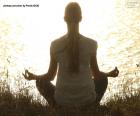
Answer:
[65, 2, 82, 73]
[64, 2, 82, 23]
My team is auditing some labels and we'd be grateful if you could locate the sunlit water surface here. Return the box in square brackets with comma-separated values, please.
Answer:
[0, 0, 140, 103]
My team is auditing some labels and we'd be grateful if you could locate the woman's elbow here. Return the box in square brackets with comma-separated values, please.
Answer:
[92, 71, 102, 79]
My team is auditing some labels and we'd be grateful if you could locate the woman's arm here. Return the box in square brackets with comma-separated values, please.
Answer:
[90, 49, 119, 80]
[90, 53, 107, 79]
[36, 53, 57, 81]
[90, 55, 119, 79]
[23, 51, 57, 81]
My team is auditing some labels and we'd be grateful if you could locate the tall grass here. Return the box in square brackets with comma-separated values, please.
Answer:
[0, 81, 140, 116]
[0, 84, 48, 116]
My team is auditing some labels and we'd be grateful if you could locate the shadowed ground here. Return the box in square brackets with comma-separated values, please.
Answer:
[0, 83, 140, 116]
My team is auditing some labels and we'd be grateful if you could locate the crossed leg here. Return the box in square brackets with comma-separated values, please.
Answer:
[36, 80, 55, 107]
[36, 77, 108, 107]
[94, 77, 108, 104]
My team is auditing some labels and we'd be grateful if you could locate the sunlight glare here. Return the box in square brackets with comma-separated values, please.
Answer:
[0, 0, 117, 84]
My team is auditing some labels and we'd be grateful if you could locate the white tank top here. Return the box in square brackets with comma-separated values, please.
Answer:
[50, 34, 97, 106]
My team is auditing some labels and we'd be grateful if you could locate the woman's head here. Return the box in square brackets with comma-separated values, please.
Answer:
[64, 2, 82, 23]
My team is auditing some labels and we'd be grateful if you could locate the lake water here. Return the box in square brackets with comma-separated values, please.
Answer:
[0, 0, 140, 103]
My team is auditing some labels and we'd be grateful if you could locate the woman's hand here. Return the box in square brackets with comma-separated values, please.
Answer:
[108, 67, 119, 77]
[22, 70, 36, 80]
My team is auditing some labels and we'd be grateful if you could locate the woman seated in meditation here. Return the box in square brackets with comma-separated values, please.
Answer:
[23, 2, 119, 110]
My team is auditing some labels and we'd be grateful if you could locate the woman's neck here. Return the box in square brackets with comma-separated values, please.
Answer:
[67, 23, 79, 36]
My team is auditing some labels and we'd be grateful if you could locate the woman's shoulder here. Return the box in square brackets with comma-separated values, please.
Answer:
[50, 35, 67, 52]
[80, 34, 98, 46]
[51, 35, 67, 46]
